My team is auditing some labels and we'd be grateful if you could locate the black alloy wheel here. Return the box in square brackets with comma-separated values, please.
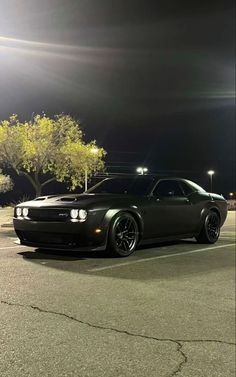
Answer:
[108, 213, 139, 257]
[196, 211, 220, 244]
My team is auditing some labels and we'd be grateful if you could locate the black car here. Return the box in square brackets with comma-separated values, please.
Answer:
[13, 176, 228, 257]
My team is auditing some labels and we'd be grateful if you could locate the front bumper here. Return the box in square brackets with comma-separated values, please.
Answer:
[14, 238, 106, 252]
[13, 217, 107, 251]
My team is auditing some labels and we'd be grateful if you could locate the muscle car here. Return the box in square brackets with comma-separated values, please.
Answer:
[13, 176, 228, 256]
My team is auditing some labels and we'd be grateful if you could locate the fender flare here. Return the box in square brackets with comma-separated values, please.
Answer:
[101, 207, 144, 242]
[197, 204, 221, 234]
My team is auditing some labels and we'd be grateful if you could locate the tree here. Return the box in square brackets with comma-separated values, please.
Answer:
[0, 114, 106, 196]
[0, 170, 13, 193]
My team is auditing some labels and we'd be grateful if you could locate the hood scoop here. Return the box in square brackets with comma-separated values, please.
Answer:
[35, 195, 60, 201]
[57, 197, 77, 202]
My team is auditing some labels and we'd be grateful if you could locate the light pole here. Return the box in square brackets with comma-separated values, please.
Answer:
[84, 147, 99, 192]
[84, 169, 88, 192]
[207, 170, 215, 192]
[136, 167, 148, 175]
[229, 192, 234, 199]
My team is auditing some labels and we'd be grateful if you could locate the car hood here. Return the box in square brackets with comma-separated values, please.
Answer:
[17, 193, 139, 209]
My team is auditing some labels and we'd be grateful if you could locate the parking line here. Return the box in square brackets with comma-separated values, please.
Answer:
[0, 245, 23, 250]
[220, 236, 236, 240]
[88, 243, 235, 272]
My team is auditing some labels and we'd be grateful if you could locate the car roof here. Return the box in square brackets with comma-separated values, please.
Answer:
[101, 175, 187, 181]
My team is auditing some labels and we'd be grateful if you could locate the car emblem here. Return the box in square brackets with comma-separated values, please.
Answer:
[58, 213, 68, 217]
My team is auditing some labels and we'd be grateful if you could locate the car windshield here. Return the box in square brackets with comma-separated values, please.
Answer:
[185, 180, 206, 192]
[87, 177, 155, 195]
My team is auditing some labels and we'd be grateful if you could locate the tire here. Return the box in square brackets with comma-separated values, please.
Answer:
[107, 212, 139, 257]
[196, 210, 220, 244]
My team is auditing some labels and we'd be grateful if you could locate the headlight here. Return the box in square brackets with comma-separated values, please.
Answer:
[16, 207, 22, 217]
[70, 209, 88, 221]
[78, 209, 87, 220]
[22, 208, 29, 217]
[70, 209, 79, 219]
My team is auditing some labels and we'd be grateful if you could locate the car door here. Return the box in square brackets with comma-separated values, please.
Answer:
[144, 179, 195, 238]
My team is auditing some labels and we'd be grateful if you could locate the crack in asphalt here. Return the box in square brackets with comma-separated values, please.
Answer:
[1, 299, 235, 377]
[169, 342, 188, 377]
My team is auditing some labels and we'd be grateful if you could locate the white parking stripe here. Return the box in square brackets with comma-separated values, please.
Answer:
[220, 236, 236, 240]
[0, 245, 23, 250]
[88, 243, 235, 272]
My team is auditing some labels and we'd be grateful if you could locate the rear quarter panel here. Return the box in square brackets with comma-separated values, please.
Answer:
[196, 193, 228, 232]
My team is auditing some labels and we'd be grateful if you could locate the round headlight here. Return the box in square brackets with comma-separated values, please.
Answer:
[22, 208, 29, 217]
[70, 209, 79, 219]
[16, 207, 22, 217]
[78, 209, 87, 220]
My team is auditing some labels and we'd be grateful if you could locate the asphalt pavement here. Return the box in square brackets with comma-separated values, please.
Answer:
[0, 210, 235, 377]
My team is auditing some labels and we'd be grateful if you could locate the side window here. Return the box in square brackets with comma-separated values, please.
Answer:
[153, 180, 184, 198]
[179, 181, 193, 196]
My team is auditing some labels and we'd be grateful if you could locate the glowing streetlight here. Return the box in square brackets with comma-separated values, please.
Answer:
[84, 147, 99, 192]
[207, 170, 215, 192]
[229, 192, 234, 198]
[136, 167, 148, 175]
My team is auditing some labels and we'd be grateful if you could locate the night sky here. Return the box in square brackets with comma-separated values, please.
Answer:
[0, 0, 235, 196]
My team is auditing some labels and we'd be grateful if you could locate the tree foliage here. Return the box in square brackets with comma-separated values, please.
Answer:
[0, 114, 106, 196]
[0, 170, 13, 193]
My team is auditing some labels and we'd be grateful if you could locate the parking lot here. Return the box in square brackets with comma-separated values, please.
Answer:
[0, 210, 235, 377]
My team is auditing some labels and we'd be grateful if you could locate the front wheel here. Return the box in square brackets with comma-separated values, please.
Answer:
[107, 213, 139, 257]
[196, 211, 220, 244]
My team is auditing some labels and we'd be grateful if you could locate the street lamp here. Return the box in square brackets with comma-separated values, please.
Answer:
[136, 167, 148, 175]
[229, 192, 234, 199]
[84, 147, 99, 192]
[207, 170, 215, 192]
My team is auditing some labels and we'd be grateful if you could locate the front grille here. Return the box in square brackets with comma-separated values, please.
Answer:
[28, 208, 70, 222]
[17, 231, 82, 246]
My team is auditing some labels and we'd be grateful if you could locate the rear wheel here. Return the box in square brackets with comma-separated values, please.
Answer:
[196, 211, 220, 244]
[107, 213, 139, 257]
